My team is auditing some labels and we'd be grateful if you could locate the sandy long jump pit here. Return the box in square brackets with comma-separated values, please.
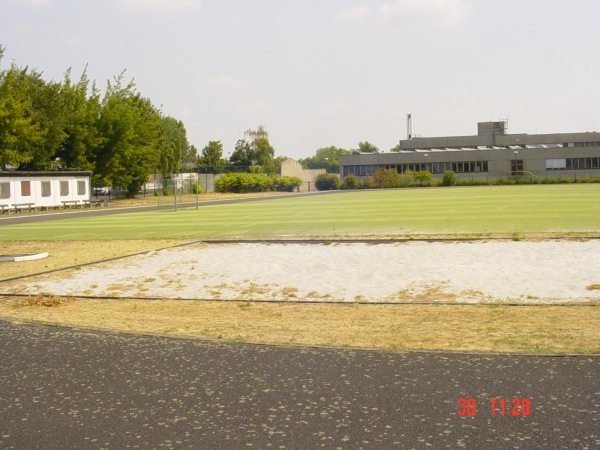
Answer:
[3, 240, 600, 304]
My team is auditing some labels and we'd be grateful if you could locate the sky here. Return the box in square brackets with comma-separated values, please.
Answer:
[1, 0, 599, 160]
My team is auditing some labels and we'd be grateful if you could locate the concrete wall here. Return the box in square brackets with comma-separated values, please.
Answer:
[280, 159, 326, 192]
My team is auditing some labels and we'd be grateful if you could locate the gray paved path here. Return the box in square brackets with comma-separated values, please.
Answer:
[0, 320, 598, 449]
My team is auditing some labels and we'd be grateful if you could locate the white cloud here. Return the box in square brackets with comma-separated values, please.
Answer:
[334, 7, 371, 23]
[235, 101, 269, 114]
[207, 75, 248, 90]
[380, 0, 470, 27]
[118, 0, 201, 12]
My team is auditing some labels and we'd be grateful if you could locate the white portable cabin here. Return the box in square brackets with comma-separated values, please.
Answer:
[0, 171, 93, 210]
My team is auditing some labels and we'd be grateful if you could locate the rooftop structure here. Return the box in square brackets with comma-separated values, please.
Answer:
[400, 121, 600, 152]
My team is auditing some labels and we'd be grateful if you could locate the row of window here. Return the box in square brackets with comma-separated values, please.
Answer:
[547, 157, 600, 170]
[0, 180, 86, 199]
[342, 161, 490, 177]
[342, 157, 600, 177]
[572, 142, 600, 147]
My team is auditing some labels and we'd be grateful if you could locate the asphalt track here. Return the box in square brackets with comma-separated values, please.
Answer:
[0, 320, 598, 449]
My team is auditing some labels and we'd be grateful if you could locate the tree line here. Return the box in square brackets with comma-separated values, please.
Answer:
[1, 45, 393, 196]
[0, 46, 194, 197]
[298, 141, 381, 174]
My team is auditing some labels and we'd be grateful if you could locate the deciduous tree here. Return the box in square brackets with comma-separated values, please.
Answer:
[199, 140, 224, 172]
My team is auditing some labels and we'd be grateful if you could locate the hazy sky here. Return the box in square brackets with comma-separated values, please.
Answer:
[1, 0, 599, 159]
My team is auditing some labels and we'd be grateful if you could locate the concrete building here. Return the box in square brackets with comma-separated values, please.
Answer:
[339, 122, 600, 181]
[0, 171, 93, 212]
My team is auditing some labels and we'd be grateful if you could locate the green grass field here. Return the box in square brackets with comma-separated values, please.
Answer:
[1, 184, 599, 240]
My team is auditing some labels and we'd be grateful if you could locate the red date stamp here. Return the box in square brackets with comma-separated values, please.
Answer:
[457, 397, 531, 417]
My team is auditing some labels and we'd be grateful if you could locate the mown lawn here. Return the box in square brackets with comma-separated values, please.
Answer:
[1, 184, 599, 240]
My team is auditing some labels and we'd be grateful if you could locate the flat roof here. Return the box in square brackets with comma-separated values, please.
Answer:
[0, 171, 93, 178]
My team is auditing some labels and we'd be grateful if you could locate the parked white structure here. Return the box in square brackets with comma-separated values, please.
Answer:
[0, 171, 93, 212]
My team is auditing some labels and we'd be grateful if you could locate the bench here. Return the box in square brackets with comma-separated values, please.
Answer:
[40, 205, 61, 211]
[61, 200, 83, 209]
[14, 203, 35, 213]
[0, 204, 11, 214]
[83, 199, 104, 208]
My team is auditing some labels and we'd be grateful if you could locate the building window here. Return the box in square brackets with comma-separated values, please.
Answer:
[21, 181, 31, 196]
[41, 181, 51, 197]
[564, 157, 600, 170]
[77, 180, 86, 196]
[60, 181, 69, 196]
[546, 159, 567, 170]
[0, 182, 10, 199]
[574, 141, 600, 147]
[343, 160, 490, 176]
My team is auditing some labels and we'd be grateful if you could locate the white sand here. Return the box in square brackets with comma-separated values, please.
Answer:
[8, 241, 600, 304]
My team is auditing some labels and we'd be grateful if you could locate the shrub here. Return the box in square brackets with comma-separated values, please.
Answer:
[341, 174, 361, 190]
[442, 170, 458, 186]
[192, 182, 202, 194]
[216, 173, 274, 193]
[398, 170, 413, 187]
[413, 170, 433, 186]
[215, 173, 302, 193]
[315, 173, 340, 191]
[372, 168, 402, 188]
[275, 176, 302, 192]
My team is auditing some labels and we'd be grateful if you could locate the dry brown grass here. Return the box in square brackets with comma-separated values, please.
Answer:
[587, 284, 600, 291]
[0, 297, 597, 354]
[25, 293, 78, 307]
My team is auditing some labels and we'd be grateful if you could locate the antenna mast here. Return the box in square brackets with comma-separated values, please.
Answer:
[407, 113, 412, 140]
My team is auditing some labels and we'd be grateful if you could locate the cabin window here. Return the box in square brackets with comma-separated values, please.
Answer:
[0, 182, 10, 199]
[60, 181, 69, 196]
[21, 181, 31, 196]
[42, 181, 51, 197]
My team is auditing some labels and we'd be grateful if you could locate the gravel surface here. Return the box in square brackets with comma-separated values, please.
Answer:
[10, 241, 600, 304]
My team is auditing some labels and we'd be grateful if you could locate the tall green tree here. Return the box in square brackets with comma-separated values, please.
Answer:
[299, 146, 355, 173]
[230, 138, 252, 168]
[199, 140, 224, 172]
[24, 75, 68, 169]
[356, 141, 380, 153]
[157, 116, 189, 175]
[245, 125, 275, 169]
[0, 55, 49, 169]
[95, 73, 161, 196]
[58, 67, 104, 171]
